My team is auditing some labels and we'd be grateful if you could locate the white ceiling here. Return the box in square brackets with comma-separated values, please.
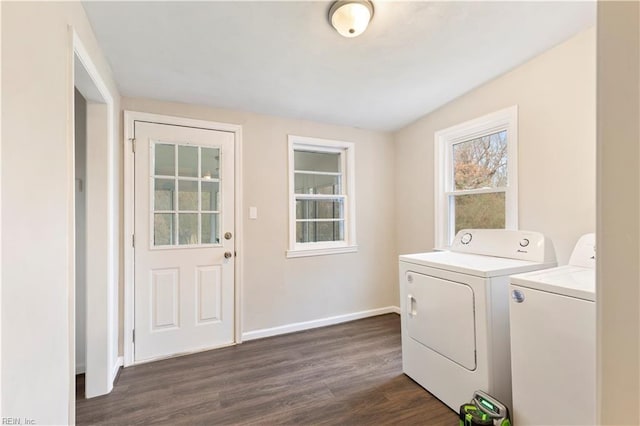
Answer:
[82, 1, 596, 132]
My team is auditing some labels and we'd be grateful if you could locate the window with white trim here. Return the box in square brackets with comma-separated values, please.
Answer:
[434, 106, 518, 248]
[287, 135, 357, 258]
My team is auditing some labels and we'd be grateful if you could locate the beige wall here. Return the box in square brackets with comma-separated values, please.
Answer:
[596, 2, 640, 424]
[394, 28, 596, 270]
[121, 98, 397, 343]
[1, 2, 120, 423]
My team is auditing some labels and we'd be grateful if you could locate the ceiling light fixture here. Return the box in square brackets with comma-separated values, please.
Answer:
[329, 0, 374, 38]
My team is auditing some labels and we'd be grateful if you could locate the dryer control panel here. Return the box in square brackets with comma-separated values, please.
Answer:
[451, 229, 556, 263]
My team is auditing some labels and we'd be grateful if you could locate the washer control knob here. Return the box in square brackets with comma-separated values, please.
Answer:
[519, 238, 530, 248]
[512, 289, 525, 303]
[461, 233, 473, 245]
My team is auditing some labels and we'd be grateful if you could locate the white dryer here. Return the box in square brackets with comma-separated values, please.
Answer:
[399, 229, 556, 412]
[509, 233, 596, 426]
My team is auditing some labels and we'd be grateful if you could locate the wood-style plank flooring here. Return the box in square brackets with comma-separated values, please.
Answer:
[76, 314, 457, 425]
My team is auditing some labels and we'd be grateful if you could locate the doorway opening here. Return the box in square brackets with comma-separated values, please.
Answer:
[72, 30, 118, 408]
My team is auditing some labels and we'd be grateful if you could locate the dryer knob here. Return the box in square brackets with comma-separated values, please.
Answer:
[461, 233, 473, 244]
[407, 274, 414, 283]
[512, 289, 525, 303]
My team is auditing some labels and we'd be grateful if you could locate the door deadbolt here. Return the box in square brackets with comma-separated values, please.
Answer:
[224, 251, 233, 259]
[224, 232, 233, 240]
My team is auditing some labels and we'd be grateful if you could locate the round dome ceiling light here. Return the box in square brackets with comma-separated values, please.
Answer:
[329, 0, 374, 38]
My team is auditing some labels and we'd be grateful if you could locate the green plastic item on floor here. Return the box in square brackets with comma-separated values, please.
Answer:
[459, 403, 493, 426]
[459, 390, 512, 426]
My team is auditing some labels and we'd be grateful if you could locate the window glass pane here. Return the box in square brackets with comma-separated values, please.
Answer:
[294, 150, 340, 173]
[453, 192, 505, 234]
[201, 213, 219, 244]
[178, 180, 198, 211]
[154, 179, 175, 211]
[453, 130, 507, 190]
[201, 181, 219, 211]
[154, 213, 174, 246]
[155, 144, 175, 176]
[294, 173, 341, 195]
[296, 220, 344, 243]
[178, 145, 198, 177]
[296, 199, 344, 220]
[201, 148, 220, 179]
[178, 213, 198, 245]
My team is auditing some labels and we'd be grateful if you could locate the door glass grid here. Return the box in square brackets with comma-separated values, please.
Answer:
[152, 142, 221, 247]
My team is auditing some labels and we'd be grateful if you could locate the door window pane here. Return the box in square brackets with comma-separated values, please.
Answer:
[178, 145, 198, 177]
[152, 141, 224, 247]
[201, 213, 219, 244]
[178, 180, 198, 211]
[453, 130, 507, 190]
[294, 151, 340, 173]
[154, 179, 175, 211]
[201, 182, 219, 211]
[178, 213, 198, 245]
[453, 192, 506, 234]
[155, 144, 175, 176]
[154, 213, 174, 246]
[201, 148, 220, 179]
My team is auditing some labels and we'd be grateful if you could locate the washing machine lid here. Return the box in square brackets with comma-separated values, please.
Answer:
[511, 265, 595, 301]
[399, 251, 556, 278]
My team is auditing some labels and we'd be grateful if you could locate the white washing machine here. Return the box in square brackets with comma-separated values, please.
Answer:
[399, 229, 556, 413]
[509, 233, 596, 426]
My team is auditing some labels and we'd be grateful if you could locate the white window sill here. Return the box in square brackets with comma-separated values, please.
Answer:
[286, 245, 358, 258]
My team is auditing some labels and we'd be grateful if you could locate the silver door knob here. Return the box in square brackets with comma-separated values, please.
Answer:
[224, 251, 233, 259]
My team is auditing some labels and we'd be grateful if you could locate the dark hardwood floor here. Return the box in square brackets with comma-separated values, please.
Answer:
[76, 314, 458, 425]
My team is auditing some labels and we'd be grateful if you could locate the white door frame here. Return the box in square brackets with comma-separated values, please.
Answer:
[123, 111, 243, 366]
[70, 27, 119, 408]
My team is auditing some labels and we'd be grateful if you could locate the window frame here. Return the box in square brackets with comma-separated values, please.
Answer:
[434, 106, 518, 249]
[287, 135, 357, 258]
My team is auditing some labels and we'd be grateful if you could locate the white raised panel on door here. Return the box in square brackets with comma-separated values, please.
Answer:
[151, 269, 179, 330]
[197, 265, 222, 324]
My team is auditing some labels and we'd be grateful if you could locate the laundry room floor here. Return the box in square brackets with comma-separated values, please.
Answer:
[76, 314, 458, 425]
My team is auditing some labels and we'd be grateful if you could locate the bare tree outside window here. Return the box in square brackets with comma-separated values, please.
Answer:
[452, 130, 508, 233]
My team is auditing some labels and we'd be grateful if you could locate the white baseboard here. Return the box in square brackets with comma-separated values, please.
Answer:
[111, 356, 123, 383]
[76, 362, 86, 375]
[242, 306, 399, 342]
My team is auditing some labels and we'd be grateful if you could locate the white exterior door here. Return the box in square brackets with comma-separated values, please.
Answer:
[134, 121, 235, 362]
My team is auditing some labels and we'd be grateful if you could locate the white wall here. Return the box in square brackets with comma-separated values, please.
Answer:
[394, 28, 596, 270]
[75, 89, 87, 375]
[596, 3, 640, 424]
[121, 97, 397, 345]
[1, 2, 120, 423]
